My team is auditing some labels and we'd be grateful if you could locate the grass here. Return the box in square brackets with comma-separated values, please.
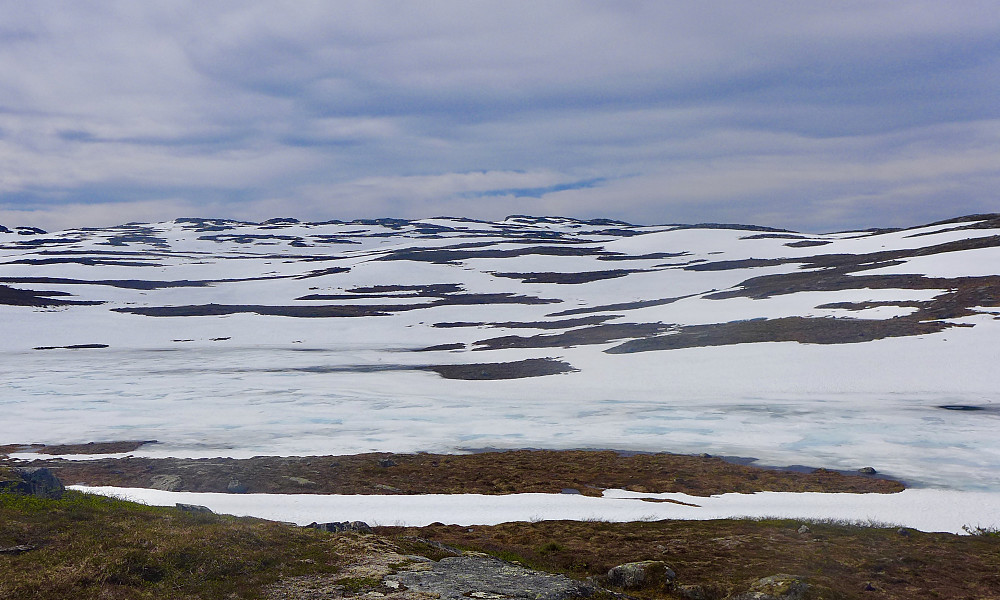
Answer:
[0, 491, 348, 599]
[4, 489, 1000, 599]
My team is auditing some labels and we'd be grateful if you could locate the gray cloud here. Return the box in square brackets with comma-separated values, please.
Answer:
[1, 1, 999, 232]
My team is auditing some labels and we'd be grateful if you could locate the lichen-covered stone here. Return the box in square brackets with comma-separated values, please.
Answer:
[387, 555, 595, 600]
[606, 560, 676, 590]
[176, 503, 213, 513]
[729, 574, 810, 600]
[150, 474, 182, 491]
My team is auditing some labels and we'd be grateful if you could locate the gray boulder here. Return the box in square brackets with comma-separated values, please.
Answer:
[606, 560, 676, 590]
[307, 520, 373, 534]
[0, 467, 65, 499]
[176, 503, 214, 513]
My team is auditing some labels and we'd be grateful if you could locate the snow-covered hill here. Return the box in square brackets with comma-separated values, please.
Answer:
[3, 214, 1000, 490]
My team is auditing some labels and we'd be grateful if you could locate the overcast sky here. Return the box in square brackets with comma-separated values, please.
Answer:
[1, 2, 999, 232]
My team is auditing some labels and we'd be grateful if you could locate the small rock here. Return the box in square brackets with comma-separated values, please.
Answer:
[897, 527, 911, 537]
[176, 503, 213, 513]
[675, 583, 709, 600]
[730, 574, 809, 600]
[864, 582, 877, 592]
[378, 458, 397, 468]
[227, 479, 247, 494]
[307, 521, 373, 534]
[606, 560, 676, 590]
[282, 476, 316, 486]
[0, 544, 36, 555]
[150, 474, 182, 491]
[858, 467, 877, 475]
[797, 525, 811, 534]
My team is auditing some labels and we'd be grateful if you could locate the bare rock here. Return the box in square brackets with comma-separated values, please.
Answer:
[150, 474, 182, 491]
[176, 503, 213, 513]
[227, 479, 248, 493]
[307, 521, 373, 534]
[729, 574, 809, 600]
[0, 467, 65, 499]
[0, 544, 36, 555]
[606, 560, 676, 590]
[386, 554, 595, 600]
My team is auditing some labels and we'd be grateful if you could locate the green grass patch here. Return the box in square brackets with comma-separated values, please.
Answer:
[0, 490, 346, 599]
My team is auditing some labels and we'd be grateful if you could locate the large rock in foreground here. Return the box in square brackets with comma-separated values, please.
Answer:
[0, 467, 65, 499]
[606, 559, 676, 590]
[386, 554, 595, 600]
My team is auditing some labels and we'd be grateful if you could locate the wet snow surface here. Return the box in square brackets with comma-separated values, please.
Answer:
[4, 215, 1000, 494]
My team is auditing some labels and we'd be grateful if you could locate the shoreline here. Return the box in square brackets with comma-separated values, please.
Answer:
[2, 443, 904, 497]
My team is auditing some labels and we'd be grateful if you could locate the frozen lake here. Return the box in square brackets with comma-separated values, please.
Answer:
[4, 215, 1000, 494]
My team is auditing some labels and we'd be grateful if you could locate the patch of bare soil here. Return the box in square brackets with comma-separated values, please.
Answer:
[3, 449, 902, 496]
[28, 441, 157, 455]
[547, 296, 689, 317]
[380, 518, 1000, 600]
[432, 315, 618, 329]
[112, 293, 561, 318]
[374, 245, 615, 265]
[0, 284, 103, 307]
[421, 358, 576, 379]
[490, 269, 644, 284]
[604, 316, 953, 353]
[472, 323, 674, 350]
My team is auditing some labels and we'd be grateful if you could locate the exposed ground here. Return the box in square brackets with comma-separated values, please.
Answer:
[381, 517, 1000, 600]
[1, 448, 902, 496]
[3, 488, 999, 600]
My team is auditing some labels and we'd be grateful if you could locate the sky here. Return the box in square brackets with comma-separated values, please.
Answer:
[1, 1, 999, 233]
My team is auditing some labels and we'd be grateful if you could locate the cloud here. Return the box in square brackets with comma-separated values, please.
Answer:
[1, 2, 998, 231]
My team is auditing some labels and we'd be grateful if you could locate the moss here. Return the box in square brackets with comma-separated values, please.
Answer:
[335, 575, 382, 592]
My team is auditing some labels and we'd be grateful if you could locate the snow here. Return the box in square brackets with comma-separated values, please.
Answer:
[69, 485, 1000, 535]
[5, 216, 1000, 508]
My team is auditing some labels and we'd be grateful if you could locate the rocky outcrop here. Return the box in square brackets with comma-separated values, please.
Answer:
[386, 554, 595, 600]
[0, 467, 65, 499]
[175, 503, 213, 513]
[307, 521, 373, 534]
